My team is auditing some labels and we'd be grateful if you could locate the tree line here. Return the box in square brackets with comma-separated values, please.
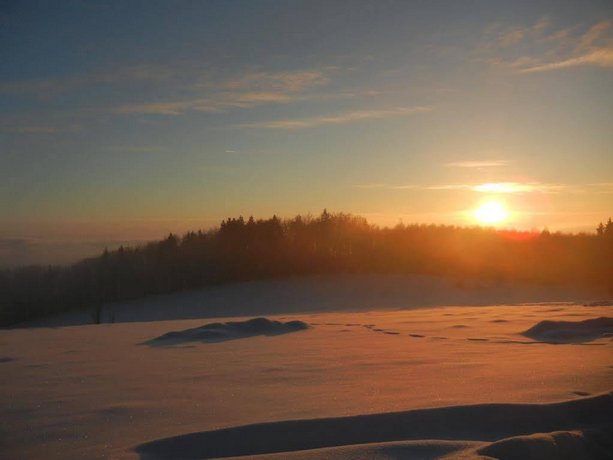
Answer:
[1, 211, 611, 326]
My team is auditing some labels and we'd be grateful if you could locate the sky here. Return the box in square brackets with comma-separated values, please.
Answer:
[1, 0, 612, 266]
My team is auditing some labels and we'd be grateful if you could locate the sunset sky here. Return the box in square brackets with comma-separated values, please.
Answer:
[1, 1, 612, 266]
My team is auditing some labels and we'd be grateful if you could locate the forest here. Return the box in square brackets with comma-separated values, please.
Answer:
[1, 211, 612, 327]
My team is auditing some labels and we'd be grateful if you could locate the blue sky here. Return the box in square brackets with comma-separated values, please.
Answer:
[1, 0, 612, 265]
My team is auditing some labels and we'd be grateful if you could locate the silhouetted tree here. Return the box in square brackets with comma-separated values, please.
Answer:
[1, 212, 611, 326]
[596, 218, 613, 238]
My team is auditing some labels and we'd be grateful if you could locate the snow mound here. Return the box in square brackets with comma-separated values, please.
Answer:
[135, 392, 613, 459]
[477, 427, 613, 460]
[522, 317, 613, 343]
[145, 317, 309, 346]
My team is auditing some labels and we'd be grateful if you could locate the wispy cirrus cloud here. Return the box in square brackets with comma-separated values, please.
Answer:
[105, 145, 167, 154]
[240, 106, 432, 129]
[357, 183, 419, 190]
[514, 20, 613, 73]
[471, 182, 566, 193]
[484, 17, 550, 50]
[115, 69, 331, 115]
[216, 70, 330, 93]
[520, 47, 613, 73]
[1, 62, 335, 116]
[498, 28, 527, 47]
[586, 182, 613, 194]
[0, 120, 81, 135]
[356, 181, 613, 194]
[0, 63, 176, 96]
[576, 20, 611, 51]
[490, 19, 613, 73]
[444, 160, 511, 168]
[116, 91, 303, 115]
[2, 125, 57, 134]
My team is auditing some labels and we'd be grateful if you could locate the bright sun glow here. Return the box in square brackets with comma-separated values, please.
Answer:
[474, 201, 509, 225]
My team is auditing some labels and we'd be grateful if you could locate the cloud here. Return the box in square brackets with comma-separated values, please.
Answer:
[218, 70, 330, 93]
[577, 21, 611, 50]
[356, 183, 461, 191]
[116, 92, 303, 115]
[484, 19, 613, 74]
[532, 18, 551, 32]
[520, 47, 613, 73]
[0, 63, 176, 96]
[471, 182, 613, 194]
[431, 181, 569, 193]
[425, 184, 469, 191]
[356, 183, 418, 190]
[498, 28, 526, 47]
[507, 56, 542, 69]
[471, 182, 566, 193]
[1, 63, 334, 116]
[2, 126, 57, 134]
[516, 20, 612, 73]
[584, 182, 613, 194]
[106, 145, 166, 154]
[115, 69, 330, 115]
[444, 160, 510, 168]
[241, 106, 432, 129]
[356, 181, 585, 194]
[0, 122, 81, 135]
[492, 17, 551, 48]
[116, 100, 199, 116]
[545, 27, 575, 44]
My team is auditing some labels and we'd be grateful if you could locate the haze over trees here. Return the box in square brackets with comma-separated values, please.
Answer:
[1, 211, 611, 327]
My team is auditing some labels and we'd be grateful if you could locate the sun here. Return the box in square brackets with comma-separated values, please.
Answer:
[474, 200, 508, 225]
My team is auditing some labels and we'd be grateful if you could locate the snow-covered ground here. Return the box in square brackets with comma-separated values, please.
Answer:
[24, 273, 607, 327]
[1, 275, 611, 459]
